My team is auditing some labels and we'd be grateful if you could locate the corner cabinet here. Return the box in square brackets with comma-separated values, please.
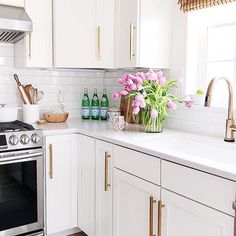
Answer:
[14, 0, 53, 68]
[77, 135, 96, 236]
[53, 0, 114, 69]
[45, 134, 78, 235]
[115, 0, 173, 68]
[95, 140, 113, 236]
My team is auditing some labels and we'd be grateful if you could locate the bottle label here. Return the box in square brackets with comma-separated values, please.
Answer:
[91, 107, 99, 117]
[82, 106, 90, 118]
[101, 97, 107, 102]
[93, 97, 98, 101]
[100, 108, 108, 118]
[83, 96, 88, 101]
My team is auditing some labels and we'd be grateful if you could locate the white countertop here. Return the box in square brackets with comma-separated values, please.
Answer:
[35, 118, 236, 182]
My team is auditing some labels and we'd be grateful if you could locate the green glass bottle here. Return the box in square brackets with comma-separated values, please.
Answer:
[82, 88, 90, 119]
[100, 89, 109, 120]
[91, 88, 100, 120]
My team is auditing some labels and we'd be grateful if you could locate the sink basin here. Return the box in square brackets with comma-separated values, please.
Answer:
[144, 134, 236, 166]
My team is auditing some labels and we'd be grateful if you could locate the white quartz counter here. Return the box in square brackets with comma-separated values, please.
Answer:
[35, 118, 236, 182]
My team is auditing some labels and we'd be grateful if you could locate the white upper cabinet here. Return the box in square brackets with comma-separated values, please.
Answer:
[0, 0, 24, 7]
[14, 0, 53, 68]
[53, 0, 114, 69]
[115, 0, 173, 68]
[95, 0, 115, 68]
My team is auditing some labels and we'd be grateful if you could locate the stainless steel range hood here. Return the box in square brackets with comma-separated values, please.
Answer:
[0, 4, 32, 43]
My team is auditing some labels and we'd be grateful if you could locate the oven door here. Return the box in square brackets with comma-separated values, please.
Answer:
[0, 149, 44, 236]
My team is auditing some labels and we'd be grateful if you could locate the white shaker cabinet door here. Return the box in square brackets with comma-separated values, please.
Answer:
[77, 135, 96, 236]
[113, 168, 160, 236]
[45, 134, 78, 235]
[115, 0, 139, 68]
[95, 140, 113, 236]
[53, 0, 97, 68]
[95, 0, 115, 68]
[161, 189, 234, 236]
[14, 0, 53, 68]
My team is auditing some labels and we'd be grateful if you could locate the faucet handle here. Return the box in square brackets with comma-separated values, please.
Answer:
[230, 124, 236, 132]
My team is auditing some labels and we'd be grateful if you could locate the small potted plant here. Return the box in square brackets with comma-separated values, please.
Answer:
[190, 90, 205, 106]
[112, 69, 192, 133]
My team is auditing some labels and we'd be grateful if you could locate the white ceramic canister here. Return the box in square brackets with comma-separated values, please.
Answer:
[23, 104, 39, 124]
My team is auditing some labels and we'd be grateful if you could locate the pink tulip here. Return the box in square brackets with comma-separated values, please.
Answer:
[135, 72, 145, 83]
[126, 78, 134, 85]
[136, 84, 143, 91]
[135, 94, 146, 108]
[185, 100, 194, 108]
[145, 69, 158, 81]
[120, 90, 129, 96]
[128, 84, 137, 91]
[158, 76, 166, 85]
[167, 101, 177, 110]
[132, 106, 140, 115]
[132, 99, 141, 107]
[112, 92, 121, 100]
[150, 109, 158, 118]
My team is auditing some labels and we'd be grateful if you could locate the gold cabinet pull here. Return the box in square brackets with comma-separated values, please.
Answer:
[49, 144, 53, 179]
[97, 26, 101, 61]
[129, 23, 135, 60]
[104, 151, 111, 191]
[149, 196, 156, 236]
[28, 32, 32, 59]
[233, 201, 236, 236]
[158, 200, 165, 236]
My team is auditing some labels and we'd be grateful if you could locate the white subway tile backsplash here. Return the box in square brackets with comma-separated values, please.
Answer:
[0, 43, 229, 138]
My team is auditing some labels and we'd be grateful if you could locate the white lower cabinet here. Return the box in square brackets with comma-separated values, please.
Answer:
[77, 135, 96, 236]
[161, 189, 234, 236]
[95, 140, 113, 236]
[45, 134, 78, 235]
[113, 168, 160, 236]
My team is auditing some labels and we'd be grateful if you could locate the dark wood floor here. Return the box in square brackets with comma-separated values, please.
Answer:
[69, 232, 87, 236]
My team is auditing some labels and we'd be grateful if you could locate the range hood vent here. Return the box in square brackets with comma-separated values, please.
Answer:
[0, 4, 32, 43]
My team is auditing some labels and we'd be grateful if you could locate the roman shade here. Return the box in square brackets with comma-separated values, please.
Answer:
[178, 0, 236, 12]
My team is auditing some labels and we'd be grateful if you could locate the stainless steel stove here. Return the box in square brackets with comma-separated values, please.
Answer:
[0, 120, 44, 236]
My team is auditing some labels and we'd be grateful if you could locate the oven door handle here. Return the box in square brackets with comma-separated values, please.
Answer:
[0, 152, 43, 164]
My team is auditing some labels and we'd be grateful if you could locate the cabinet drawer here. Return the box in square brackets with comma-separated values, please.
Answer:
[114, 145, 160, 185]
[162, 160, 236, 216]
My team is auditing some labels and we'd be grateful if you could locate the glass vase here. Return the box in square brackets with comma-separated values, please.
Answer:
[141, 110, 164, 133]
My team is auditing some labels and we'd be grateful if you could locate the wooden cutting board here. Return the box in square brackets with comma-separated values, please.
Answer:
[120, 95, 141, 124]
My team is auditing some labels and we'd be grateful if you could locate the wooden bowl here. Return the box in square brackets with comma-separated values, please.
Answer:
[43, 112, 69, 123]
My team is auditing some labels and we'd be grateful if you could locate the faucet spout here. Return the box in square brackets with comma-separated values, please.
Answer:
[204, 77, 235, 142]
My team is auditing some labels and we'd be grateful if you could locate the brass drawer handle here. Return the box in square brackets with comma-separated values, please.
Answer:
[49, 144, 53, 179]
[158, 200, 165, 236]
[129, 23, 135, 60]
[104, 151, 111, 191]
[97, 26, 101, 61]
[149, 196, 156, 236]
[28, 32, 32, 59]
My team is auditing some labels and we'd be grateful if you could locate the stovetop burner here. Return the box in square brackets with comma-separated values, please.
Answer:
[0, 120, 35, 132]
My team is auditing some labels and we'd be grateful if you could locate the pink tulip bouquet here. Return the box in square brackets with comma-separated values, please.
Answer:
[112, 69, 193, 132]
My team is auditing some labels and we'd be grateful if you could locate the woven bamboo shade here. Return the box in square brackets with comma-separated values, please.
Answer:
[178, 0, 236, 12]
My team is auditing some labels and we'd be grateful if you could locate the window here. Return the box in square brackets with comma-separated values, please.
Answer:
[185, 2, 236, 107]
